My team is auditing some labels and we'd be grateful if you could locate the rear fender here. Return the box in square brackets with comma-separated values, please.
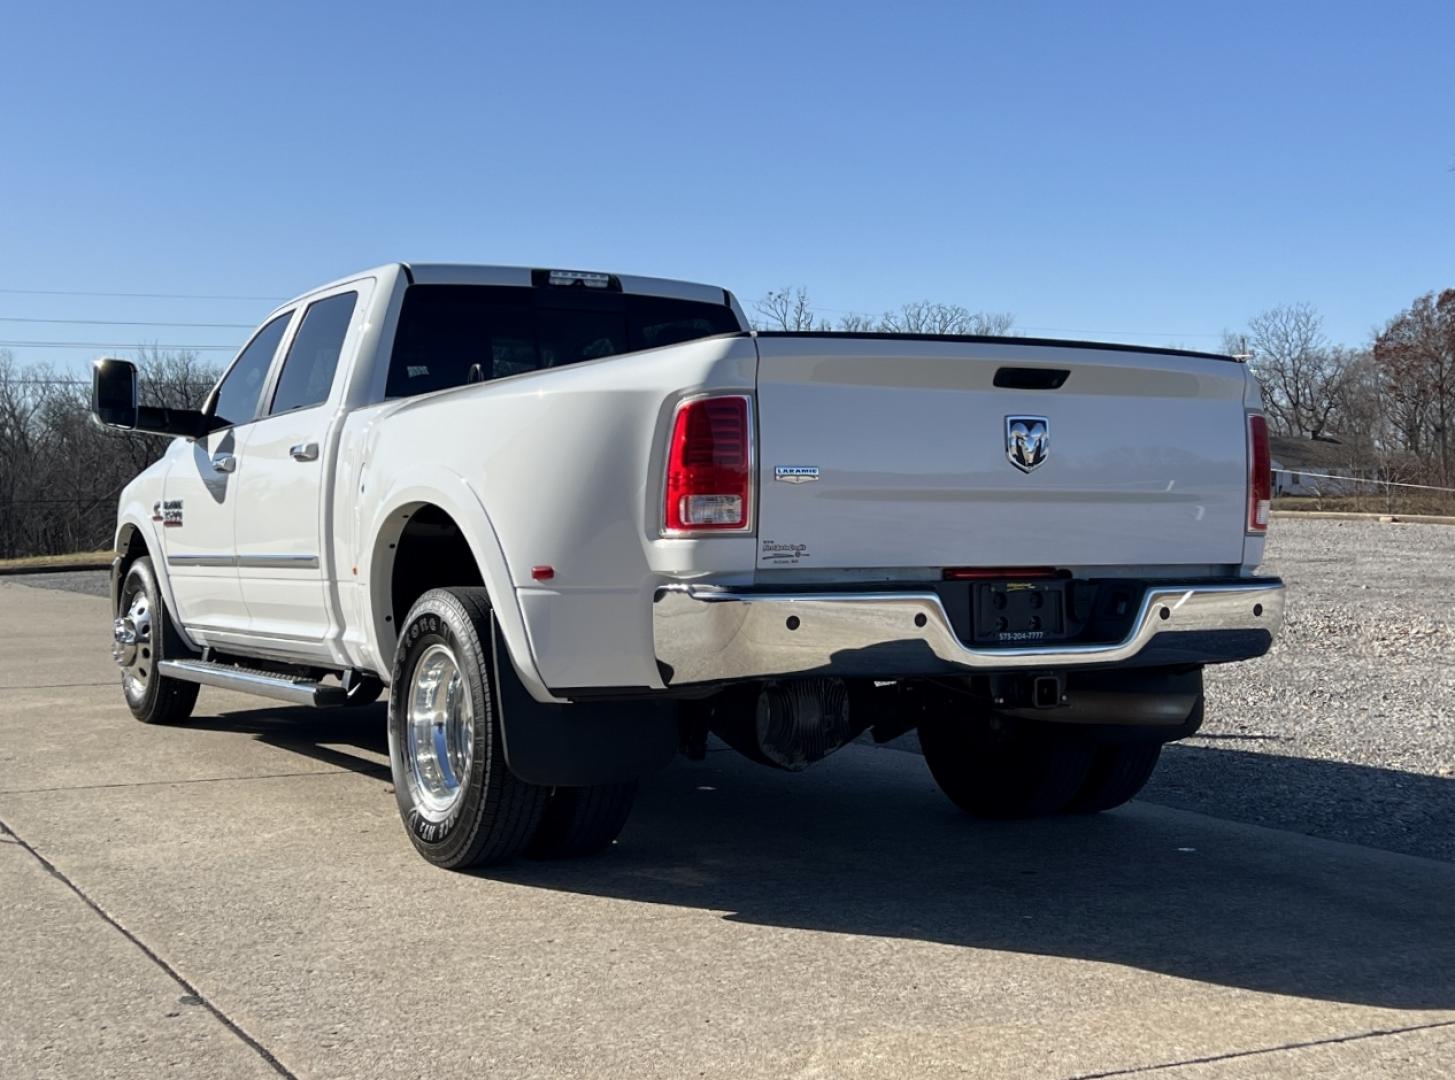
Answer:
[364, 469, 557, 703]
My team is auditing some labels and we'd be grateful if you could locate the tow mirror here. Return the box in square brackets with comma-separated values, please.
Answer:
[92, 358, 139, 429]
[91, 356, 211, 439]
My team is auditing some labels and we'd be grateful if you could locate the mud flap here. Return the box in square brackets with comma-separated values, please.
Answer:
[490, 620, 677, 786]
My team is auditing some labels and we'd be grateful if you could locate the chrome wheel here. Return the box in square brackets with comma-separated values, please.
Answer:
[404, 643, 475, 822]
[114, 589, 153, 697]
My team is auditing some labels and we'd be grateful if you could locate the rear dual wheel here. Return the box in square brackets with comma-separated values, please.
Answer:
[387, 587, 637, 869]
[919, 708, 1167, 819]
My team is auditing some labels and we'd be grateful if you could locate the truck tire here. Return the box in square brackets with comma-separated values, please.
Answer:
[116, 557, 199, 726]
[918, 712, 1094, 819]
[530, 782, 638, 858]
[1065, 743, 1162, 814]
[387, 587, 549, 869]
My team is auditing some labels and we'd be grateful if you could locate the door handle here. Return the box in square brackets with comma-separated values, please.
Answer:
[212, 454, 237, 474]
[290, 442, 319, 462]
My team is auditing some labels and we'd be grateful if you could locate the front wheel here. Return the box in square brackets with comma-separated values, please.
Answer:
[115, 557, 198, 726]
[387, 588, 549, 869]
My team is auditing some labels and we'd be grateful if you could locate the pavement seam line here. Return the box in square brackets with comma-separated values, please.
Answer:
[0, 812, 301, 1080]
[0, 767, 350, 795]
[1062, 1018, 1455, 1079]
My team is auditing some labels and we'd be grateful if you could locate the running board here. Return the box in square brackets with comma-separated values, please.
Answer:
[157, 659, 348, 707]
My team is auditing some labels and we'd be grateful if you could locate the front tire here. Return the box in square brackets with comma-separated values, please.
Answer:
[387, 587, 548, 869]
[116, 557, 198, 726]
[919, 710, 1094, 819]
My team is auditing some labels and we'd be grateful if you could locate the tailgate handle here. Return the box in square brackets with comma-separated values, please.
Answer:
[994, 367, 1069, 390]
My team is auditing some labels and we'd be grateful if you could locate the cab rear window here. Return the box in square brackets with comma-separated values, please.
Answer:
[385, 285, 740, 398]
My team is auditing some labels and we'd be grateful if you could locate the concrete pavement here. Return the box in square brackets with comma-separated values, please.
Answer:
[2, 579, 1453, 1079]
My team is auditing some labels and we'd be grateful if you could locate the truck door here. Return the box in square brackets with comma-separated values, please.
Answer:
[232, 285, 362, 650]
[161, 311, 293, 636]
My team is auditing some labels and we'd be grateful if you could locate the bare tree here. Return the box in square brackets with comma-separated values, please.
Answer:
[753, 287, 1016, 337]
[753, 287, 820, 331]
[879, 301, 1015, 336]
[1236, 303, 1352, 440]
[833, 311, 881, 332]
[0, 349, 220, 559]
[1375, 290, 1455, 485]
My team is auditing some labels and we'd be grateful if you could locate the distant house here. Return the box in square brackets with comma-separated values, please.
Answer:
[1269, 436, 1363, 496]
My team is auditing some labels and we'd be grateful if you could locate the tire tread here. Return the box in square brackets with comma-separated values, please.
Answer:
[1066, 743, 1162, 814]
[530, 782, 638, 858]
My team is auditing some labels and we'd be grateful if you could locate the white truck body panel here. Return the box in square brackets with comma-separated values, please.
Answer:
[344, 331, 758, 692]
[753, 336, 1251, 572]
[160, 430, 251, 634]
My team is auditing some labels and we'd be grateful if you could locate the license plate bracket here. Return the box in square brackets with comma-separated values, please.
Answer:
[972, 580, 1068, 644]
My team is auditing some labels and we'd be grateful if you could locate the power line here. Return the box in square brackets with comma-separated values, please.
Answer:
[0, 340, 238, 351]
[5, 378, 215, 386]
[1, 290, 1230, 342]
[0, 315, 255, 329]
[0, 287, 284, 302]
[1272, 468, 1455, 494]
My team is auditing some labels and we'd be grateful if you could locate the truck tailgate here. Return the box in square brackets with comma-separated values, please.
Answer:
[753, 336, 1251, 571]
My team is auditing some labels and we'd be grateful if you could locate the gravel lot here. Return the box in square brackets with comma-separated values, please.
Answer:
[10, 517, 1454, 860]
[1201, 517, 1455, 776]
[1150, 517, 1455, 861]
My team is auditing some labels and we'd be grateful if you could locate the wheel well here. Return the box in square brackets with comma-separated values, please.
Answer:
[389, 504, 485, 627]
[116, 523, 149, 582]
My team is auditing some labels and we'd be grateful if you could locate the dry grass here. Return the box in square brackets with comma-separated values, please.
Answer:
[0, 550, 112, 573]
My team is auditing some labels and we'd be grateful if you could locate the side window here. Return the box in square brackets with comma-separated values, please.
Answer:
[212, 313, 291, 428]
[386, 286, 538, 397]
[269, 292, 358, 415]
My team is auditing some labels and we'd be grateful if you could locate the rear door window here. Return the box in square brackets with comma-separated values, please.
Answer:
[268, 292, 357, 414]
[385, 285, 739, 398]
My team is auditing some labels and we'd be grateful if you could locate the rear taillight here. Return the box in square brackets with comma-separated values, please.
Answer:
[664, 395, 753, 533]
[1248, 413, 1271, 533]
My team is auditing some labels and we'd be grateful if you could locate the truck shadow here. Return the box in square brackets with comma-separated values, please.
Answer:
[195, 703, 1454, 1012]
[187, 702, 394, 783]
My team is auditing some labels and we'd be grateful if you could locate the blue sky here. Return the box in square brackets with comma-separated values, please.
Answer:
[2, 0, 1451, 373]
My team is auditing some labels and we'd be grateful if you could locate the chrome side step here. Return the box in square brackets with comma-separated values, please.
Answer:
[157, 659, 348, 707]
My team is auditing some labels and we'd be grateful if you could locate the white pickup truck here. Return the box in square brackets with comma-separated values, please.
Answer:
[94, 263, 1284, 869]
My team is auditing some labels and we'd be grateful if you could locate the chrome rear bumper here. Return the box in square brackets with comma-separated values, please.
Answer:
[652, 579, 1284, 686]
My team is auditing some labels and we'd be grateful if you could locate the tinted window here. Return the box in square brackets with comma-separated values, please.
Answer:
[212, 313, 291, 427]
[386, 285, 740, 398]
[269, 292, 357, 414]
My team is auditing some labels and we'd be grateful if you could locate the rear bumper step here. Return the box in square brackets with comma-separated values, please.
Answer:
[157, 659, 348, 707]
[652, 579, 1284, 686]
